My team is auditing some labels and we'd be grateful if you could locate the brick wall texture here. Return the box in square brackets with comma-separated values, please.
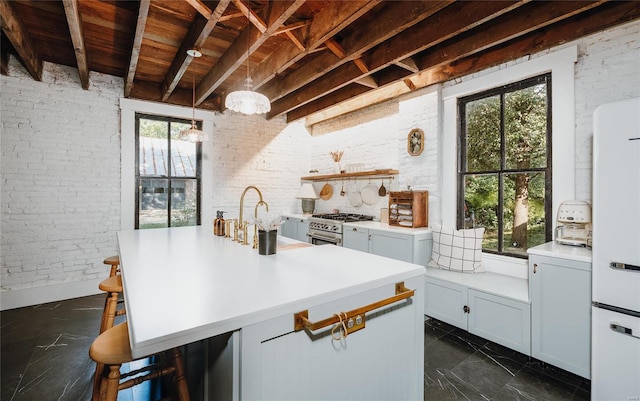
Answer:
[1, 20, 638, 295]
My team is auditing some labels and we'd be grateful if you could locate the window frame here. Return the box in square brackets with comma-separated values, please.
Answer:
[441, 46, 577, 273]
[134, 113, 203, 229]
[456, 74, 553, 258]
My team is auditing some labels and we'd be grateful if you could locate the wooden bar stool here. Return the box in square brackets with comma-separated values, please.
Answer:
[99, 275, 126, 334]
[90, 322, 190, 401]
[103, 255, 120, 277]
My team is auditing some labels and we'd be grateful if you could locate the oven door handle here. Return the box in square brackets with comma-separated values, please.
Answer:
[307, 233, 342, 245]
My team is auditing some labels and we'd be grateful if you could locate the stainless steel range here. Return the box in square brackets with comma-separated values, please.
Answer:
[307, 213, 375, 246]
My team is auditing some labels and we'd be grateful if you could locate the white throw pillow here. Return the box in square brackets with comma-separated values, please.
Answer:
[428, 224, 485, 273]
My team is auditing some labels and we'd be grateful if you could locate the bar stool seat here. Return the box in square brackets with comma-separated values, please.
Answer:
[103, 255, 120, 277]
[99, 275, 126, 334]
[90, 322, 190, 401]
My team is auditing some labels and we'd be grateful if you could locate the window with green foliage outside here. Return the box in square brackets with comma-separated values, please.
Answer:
[458, 74, 552, 258]
[135, 114, 202, 229]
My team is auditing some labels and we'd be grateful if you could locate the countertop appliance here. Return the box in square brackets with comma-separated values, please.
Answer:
[307, 213, 375, 246]
[554, 200, 591, 247]
[591, 97, 640, 400]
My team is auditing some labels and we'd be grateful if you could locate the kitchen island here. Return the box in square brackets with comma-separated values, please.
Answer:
[117, 226, 425, 400]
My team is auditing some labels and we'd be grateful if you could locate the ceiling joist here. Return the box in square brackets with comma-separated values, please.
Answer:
[0, 0, 42, 81]
[161, 0, 231, 101]
[124, 0, 150, 97]
[62, 0, 89, 89]
[195, 0, 306, 105]
[262, 0, 453, 104]
[286, 0, 640, 123]
[3, 1, 639, 124]
[224, 0, 380, 95]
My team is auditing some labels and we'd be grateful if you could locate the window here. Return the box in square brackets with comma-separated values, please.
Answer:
[458, 74, 552, 258]
[135, 114, 202, 229]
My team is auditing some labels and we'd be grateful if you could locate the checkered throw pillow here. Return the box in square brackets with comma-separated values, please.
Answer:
[428, 224, 485, 273]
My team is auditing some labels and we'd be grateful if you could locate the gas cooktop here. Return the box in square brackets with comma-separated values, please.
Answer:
[311, 213, 375, 223]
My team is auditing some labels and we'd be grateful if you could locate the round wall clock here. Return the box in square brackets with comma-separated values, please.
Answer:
[407, 128, 424, 156]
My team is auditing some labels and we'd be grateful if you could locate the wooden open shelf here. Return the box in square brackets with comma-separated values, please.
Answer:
[301, 169, 399, 182]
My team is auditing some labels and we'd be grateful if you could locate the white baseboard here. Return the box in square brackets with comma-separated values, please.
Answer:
[0, 278, 104, 311]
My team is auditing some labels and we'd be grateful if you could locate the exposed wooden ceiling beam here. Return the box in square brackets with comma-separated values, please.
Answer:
[62, 0, 89, 89]
[274, 20, 309, 35]
[289, 1, 640, 124]
[0, 0, 42, 81]
[232, 0, 267, 32]
[225, 0, 380, 95]
[275, 21, 311, 51]
[268, 62, 373, 116]
[185, 0, 216, 20]
[124, 0, 150, 97]
[1, 45, 9, 75]
[161, 0, 231, 101]
[261, 0, 453, 102]
[268, 0, 520, 118]
[414, 0, 606, 71]
[325, 38, 346, 58]
[195, 0, 305, 105]
[275, 0, 602, 119]
[283, 29, 305, 51]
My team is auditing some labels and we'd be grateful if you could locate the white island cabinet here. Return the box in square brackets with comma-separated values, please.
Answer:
[343, 221, 432, 267]
[528, 242, 592, 379]
[117, 226, 425, 401]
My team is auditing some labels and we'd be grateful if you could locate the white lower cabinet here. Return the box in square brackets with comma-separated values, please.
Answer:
[280, 216, 309, 243]
[529, 253, 591, 379]
[424, 275, 531, 355]
[343, 225, 431, 267]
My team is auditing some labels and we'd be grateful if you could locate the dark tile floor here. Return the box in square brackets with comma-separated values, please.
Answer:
[1, 295, 590, 401]
[424, 317, 591, 401]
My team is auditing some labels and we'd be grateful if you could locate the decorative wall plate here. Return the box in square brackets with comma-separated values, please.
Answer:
[407, 128, 424, 156]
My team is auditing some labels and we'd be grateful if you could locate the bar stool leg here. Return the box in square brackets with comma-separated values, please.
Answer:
[170, 348, 191, 401]
[105, 365, 121, 401]
[100, 291, 119, 334]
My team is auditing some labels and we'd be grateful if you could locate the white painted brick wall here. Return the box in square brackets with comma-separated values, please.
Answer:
[309, 87, 441, 223]
[207, 115, 310, 220]
[574, 20, 640, 201]
[2, 60, 122, 291]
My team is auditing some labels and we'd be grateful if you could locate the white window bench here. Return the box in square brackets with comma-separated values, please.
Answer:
[424, 266, 531, 355]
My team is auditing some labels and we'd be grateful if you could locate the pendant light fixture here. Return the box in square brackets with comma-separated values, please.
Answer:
[178, 48, 209, 143]
[224, 4, 271, 115]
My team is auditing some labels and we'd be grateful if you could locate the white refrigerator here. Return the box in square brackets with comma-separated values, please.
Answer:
[592, 97, 640, 401]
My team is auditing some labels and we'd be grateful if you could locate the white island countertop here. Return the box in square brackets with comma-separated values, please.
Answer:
[117, 226, 425, 358]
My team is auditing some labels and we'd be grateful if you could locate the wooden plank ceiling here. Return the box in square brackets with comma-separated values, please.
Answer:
[1, 0, 639, 125]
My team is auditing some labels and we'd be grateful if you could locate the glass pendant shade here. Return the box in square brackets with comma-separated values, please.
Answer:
[178, 125, 208, 143]
[225, 78, 271, 115]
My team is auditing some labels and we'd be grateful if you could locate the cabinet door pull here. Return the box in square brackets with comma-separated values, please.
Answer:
[610, 323, 640, 340]
[533, 263, 537, 274]
[463, 305, 470, 314]
[610, 262, 640, 272]
[352, 227, 358, 232]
